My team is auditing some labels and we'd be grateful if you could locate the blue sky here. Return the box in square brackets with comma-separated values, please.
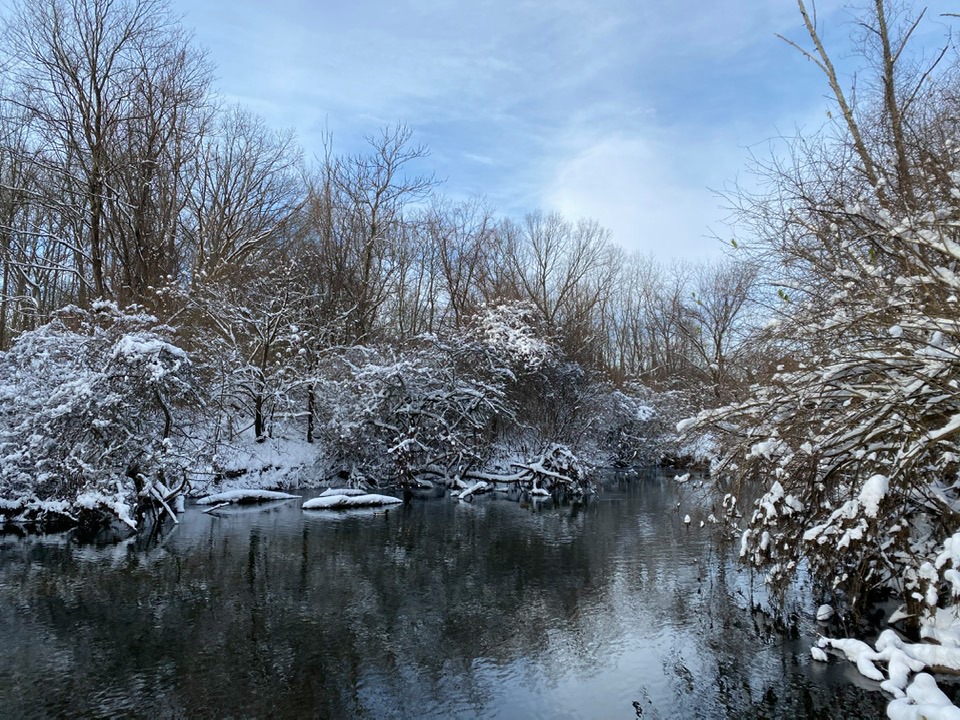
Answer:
[171, 0, 958, 258]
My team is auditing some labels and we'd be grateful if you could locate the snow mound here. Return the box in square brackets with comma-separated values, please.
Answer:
[196, 489, 301, 506]
[822, 624, 960, 713]
[817, 637, 885, 681]
[192, 434, 323, 498]
[858, 474, 889, 518]
[302, 493, 402, 510]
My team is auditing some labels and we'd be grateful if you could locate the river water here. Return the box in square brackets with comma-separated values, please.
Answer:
[0, 470, 887, 719]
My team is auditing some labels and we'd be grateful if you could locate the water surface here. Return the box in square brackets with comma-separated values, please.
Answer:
[0, 471, 887, 718]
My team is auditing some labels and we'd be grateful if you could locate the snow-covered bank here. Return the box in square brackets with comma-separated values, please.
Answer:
[0, 303, 694, 535]
[809, 530, 960, 715]
[815, 627, 960, 718]
[192, 434, 321, 496]
[0, 480, 179, 533]
[671, 469, 960, 716]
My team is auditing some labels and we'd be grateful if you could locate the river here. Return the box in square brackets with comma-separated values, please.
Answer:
[0, 470, 888, 718]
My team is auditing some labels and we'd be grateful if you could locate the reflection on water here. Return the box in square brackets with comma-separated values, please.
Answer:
[0, 470, 886, 719]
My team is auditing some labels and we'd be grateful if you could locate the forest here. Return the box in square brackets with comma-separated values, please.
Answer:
[0, 0, 754, 526]
[3, 0, 960, 713]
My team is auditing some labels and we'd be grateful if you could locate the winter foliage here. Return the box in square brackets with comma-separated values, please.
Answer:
[0, 0, 747, 530]
[690, 133, 960, 618]
[677, 1, 960, 711]
[309, 304, 651, 493]
[0, 303, 195, 528]
[0, 295, 682, 529]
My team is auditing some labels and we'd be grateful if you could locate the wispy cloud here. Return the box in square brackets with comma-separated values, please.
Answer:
[172, 0, 958, 257]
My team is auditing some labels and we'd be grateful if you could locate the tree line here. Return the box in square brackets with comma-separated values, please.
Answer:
[0, 0, 757, 399]
[0, 0, 763, 533]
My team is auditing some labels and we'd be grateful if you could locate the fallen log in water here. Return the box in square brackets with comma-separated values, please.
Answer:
[302, 493, 402, 510]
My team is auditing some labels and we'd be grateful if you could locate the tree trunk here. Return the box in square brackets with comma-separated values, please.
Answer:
[306, 383, 315, 443]
[254, 394, 266, 442]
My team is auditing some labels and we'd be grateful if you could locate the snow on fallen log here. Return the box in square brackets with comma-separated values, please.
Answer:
[0, 497, 28, 515]
[201, 502, 231, 514]
[817, 637, 885, 681]
[818, 625, 960, 714]
[302, 493, 402, 510]
[195, 489, 301, 506]
[318, 488, 368, 498]
[76, 490, 137, 529]
[457, 481, 490, 501]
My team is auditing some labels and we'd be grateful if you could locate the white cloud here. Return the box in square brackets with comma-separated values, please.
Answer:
[543, 135, 733, 258]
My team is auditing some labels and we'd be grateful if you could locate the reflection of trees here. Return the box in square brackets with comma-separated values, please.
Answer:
[0, 473, 886, 718]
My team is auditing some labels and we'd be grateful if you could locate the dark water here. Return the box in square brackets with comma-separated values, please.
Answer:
[0, 471, 887, 719]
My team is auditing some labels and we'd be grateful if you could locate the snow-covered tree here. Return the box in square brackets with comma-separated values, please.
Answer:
[315, 339, 511, 487]
[0, 302, 195, 529]
[311, 304, 602, 493]
[181, 238, 332, 447]
[686, 1, 960, 617]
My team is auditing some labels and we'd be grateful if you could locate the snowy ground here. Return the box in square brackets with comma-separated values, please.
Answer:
[191, 432, 325, 496]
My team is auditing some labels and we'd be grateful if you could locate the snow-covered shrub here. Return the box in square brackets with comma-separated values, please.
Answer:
[600, 384, 704, 467]
[685, 116, 960, 619]
[672, 1, 960, 626]
[689, 208, 960, 612]
[0, 303, 195, 529]
[312, 309, 601, 493]
[181, 259, 320, 446]
[473, 301, 552, 372]
[470, 304, 626, 481]
[314, 336, 514, 486]
[516, 443, 587, 492]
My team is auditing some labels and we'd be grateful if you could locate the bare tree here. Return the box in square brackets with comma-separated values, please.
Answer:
[186, 105, 303, 284]
[0, 0, 213, 316]
[504, 210, 618, 365]
[3, 0, 179, 300]
[304, 124, 435, 342]
[678, 259, 758, 402]
[428, 197, 496, 330]
[105, 27, 211, 301]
